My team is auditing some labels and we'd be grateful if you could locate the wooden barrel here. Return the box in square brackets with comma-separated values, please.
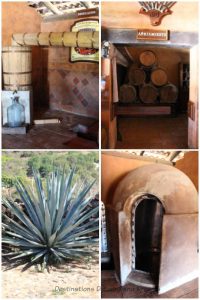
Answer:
[120, 84, 137, 103]
[2, 46, 32, 91]
[160, 84, 178, 103]
[139, 50, 157, 67]
[128, 65, 146, 85]
[151, 68, 168, 86]
[139, 84, 158, 104]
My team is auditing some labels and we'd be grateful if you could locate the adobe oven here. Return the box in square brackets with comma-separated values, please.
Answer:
[105, 163, 198, 294]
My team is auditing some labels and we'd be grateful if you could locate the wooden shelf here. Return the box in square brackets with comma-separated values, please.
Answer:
[115, 103, 176, 117]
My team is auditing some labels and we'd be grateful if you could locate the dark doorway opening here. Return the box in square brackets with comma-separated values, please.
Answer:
[134, 196, 164, 285]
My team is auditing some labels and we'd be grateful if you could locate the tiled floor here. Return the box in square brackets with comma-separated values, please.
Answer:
[116, 114, 188, 149]
[101, 270, 198, 298]
[2, 110, 98, 149]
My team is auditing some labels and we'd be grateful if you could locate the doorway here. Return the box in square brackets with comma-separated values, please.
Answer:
[131, 195, 164, 287]
[116, 46, 189, 149]
[101, 29, 198, 149]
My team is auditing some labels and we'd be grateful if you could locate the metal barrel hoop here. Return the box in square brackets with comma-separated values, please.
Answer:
[23, 33, 27, 45]
[91, 30, 96, 49]
[49, 32, 53, 46]
[37, 32, 41, 46]
[3, 71, 31, 75]
[61, 32, 65, 46]
[76, 31, 80, 48]
[11, 34, 23, 46]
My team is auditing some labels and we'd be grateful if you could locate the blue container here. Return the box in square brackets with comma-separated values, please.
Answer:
[7, 96, 25, 128]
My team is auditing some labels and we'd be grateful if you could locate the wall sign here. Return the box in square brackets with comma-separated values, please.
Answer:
[138, 2, 176, 26]
[137, 29, 169, 41]
[77, 8, 98, 18]
[70, 19, 99, 63]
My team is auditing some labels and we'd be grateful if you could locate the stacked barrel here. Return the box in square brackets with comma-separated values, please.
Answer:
[120, 50, 178, 105]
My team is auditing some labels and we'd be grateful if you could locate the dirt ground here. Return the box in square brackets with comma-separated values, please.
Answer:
[2, 259, 100, 298]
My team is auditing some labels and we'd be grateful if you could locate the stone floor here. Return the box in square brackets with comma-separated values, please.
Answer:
[116, 114, 188, 149]
[2, 110, 98, 149]
[101, 270, 198, 298]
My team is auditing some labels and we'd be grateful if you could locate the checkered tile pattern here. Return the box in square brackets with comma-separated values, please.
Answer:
[48, 69, 99, 118]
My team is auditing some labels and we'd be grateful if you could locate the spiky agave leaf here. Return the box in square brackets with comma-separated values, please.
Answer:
[2, 168, 99, 271]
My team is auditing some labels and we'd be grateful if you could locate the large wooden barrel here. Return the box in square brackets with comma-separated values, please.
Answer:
[2, 46, 32, 91]
[151, 68, 168, 86]
[160, 84, 178, 103]
[139, 84, 158, 103]
[128, 65, 146, 85]
[139, 50, 157, 67]
[120, 84, 137, 103]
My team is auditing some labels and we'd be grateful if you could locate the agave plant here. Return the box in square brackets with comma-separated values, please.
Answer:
[2, 168, 99, 271]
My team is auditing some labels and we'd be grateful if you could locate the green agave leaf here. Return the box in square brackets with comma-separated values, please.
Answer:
[67, 226, 99, 240]
[50, 248, 84, 261]
[32, 169, 46, 216]
[44, 204, 52, 240]
[72, 219, 99, 236]
[50, 248, 63, 262]
[2, 215, 41, 244]
[52, 169, 75, 234]
[19, 185, 46, 235]
[15, 180, 42, 230]
[79, 196, 93, 211]
[56, 238, 98, 248]
[47, 170, 57, 219]
[10, 249, 42, 260]
[63, 249, 94, 256]
[2, 237, 44, 248]
[5, 231, 44, 247]
[63, 182, 77, 214]
[56, 207, 99, 243]
[3, 260, 27, 272]
[48, 231, 57, 247]
[66, 196, 93, 225]
[31, 249, 48, 263]
[21, 250, 48, 272]
[57, 180, 96, 236]
[72, 206, 99, 229]
[58, 249, 90, 260]
[2, 252, 22, 257]
[3, 198, 45, 243]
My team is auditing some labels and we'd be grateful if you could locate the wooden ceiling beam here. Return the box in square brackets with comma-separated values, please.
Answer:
[42, 1, 62, 15]
[81, 1, 95, 8]
[168, 151, 182, 162]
